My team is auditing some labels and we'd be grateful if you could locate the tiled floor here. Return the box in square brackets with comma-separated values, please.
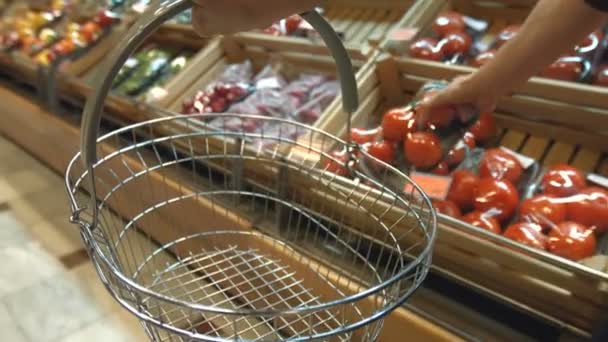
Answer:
[0, 136, 148, 342]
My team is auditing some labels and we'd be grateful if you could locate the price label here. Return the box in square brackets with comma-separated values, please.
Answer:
[404, 172, 453, 200]
[389, 28, 420, 42]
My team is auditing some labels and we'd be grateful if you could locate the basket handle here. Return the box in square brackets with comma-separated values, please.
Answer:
[80, 0, 359, 169]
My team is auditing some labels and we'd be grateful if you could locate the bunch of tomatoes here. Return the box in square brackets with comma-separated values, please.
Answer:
[409, 11, 608, 86]
[322, 90, 608, 262]
[322, 85, 497, 177]
[510, 165, 607, 261]
[438, 161, 608, 261]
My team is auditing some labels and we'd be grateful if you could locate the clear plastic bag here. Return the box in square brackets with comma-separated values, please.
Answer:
[503, 164, 608, 260]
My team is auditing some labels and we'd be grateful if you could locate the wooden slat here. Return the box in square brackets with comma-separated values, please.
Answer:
[542, 142, 576, 166]
[571, 148, 602, 173]
[499, 130, 527, 151]
[520, 136, 550, 161]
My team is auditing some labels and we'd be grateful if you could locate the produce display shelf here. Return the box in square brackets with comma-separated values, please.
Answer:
[56, 27, 211, 123]
[0, 82, 468, 342]
[315, 54, 608, 335]
[386, 0, 608, 113]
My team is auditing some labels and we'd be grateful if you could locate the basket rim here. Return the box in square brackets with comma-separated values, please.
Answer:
[65, 113, 438, 317]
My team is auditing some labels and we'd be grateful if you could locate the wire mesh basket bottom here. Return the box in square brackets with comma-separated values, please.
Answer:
[67, 113, 435, 341]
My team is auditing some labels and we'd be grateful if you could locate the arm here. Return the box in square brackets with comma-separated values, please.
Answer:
[421, 0, 608, 117]
[192, 0, 319, 36]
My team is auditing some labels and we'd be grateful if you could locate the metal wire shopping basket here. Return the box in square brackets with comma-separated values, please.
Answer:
[65, 1, 437, 341]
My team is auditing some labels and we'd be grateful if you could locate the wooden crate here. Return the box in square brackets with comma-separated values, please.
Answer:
[384, 0, 608, 114]
[315, 54, 608, 335]
[56, 27, 210, 123]
[163, 34, 370, 148]
[161, 0, 415, 58]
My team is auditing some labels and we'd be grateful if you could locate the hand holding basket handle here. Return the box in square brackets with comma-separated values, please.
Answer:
[81, 0, 358, 170]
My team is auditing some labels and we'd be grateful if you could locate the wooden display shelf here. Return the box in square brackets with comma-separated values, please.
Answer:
[162, 0, 415, 58]
[164, 34, 370, 128]
[315, 54, 608, 335]
[56, 28, 210, 123]
[384, 0, 608, 114]
[0, 83, 466, 342]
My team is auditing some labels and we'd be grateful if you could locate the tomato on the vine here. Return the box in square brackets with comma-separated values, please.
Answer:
[519, 195, 566, 230]
[462, 211, 502, 234]
[541, 55, 582, 82]
[409, 37, 444, 61]
[541, 164, 587, 198]
[504, 222, 547, 250]
[432, 161, 450, 176]
[404, 132, 443, 169]
[350, 127, 381, 145]
[548, 221, 596, 261]
[433, 199, 462, 219]
[365, 141, 396, 165]
[432, 12, 466, 36]
[473, 178, 519, 221]
[566, 187, 608, 234]
[323, 150, 350, 176]
[468, 112, 497, 143]
[447, 170, 479, 211]
[381, 107, 417, 141]
[439, 31, 472, 56]
[479, 148, 524, 184]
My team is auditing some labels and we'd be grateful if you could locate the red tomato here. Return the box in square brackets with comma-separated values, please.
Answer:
[80, 22, 102, 44]
[409, 37, 444, 61]
[474, 178, 519, 221]
[468, 112, 497, 143]
[462, 211, 502, 234]
[566, 187, 608, 234]
[381, 107, 417, 141]
[577, 29, 603, 55]
[479, 148, 524, 184]
[323, 150, 350, 176]
[541, 55, 582, 81]
[447, 170, 479, 211]
[445, 133, 475, 167]
[404, 132, 443, 169]
[594, 64, 608, 87]
[471, 49, 497, 68]
[548, 221, 596, 261]
[350, 127, 381, 145]
[95, 10, 118, 28]
[504, 222, 547, 250]
[421, 91, 457, 128]
[495, 25, 520, 48]
[445, 148, 465, 168]
[285, 15, 302, 34]
[541, 164, 587, 197]
[520, 195, 567, 230]
[439, 31, 472, 56]
[432, 161, 450, 175]
[365, 141, 396, 165]
[433, 199, 462, 219]
[432, 12, 466, 36]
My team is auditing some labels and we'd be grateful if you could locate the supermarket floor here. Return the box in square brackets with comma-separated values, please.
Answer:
[0, 135, 148, 342]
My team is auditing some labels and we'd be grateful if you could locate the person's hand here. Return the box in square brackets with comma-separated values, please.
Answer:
[417, 75, 498, 125]
[192, 0, 318, 37]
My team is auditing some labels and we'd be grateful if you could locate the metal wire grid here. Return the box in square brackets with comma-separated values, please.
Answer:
[67, 113, 436, 341]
